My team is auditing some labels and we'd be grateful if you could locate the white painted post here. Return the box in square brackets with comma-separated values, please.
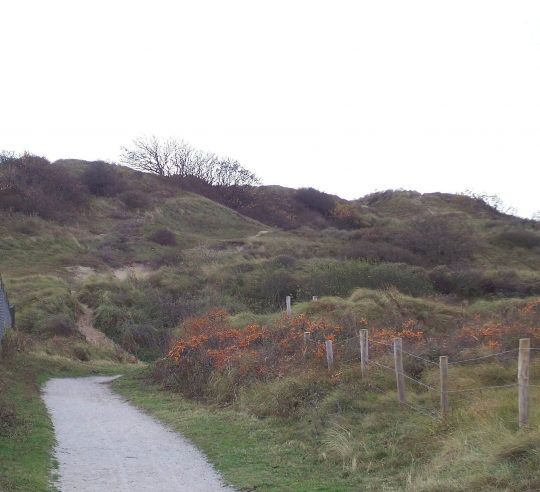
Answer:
[518, 338, 530, 428]
[359, 329, 369, 379]
[325, 340, 334, 370]
[393, 337, 406, 404]
[312, 296, 319, 301]
[286, 295, 292, 316]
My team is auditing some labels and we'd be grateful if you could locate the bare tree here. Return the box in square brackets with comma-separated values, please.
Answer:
[0, 150, 16, 165]
[121, 136, 259, 187]
[171, 140, 196, 177]
[120, 136, 179, 176]
[462, 189, 517, 216]
[213, 158, 259, 187]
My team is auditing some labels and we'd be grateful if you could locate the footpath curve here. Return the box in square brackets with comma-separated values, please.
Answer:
[43, 376, 234, 492]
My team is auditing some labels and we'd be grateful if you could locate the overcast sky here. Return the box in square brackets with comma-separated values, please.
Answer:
[1, 1, 539, 217]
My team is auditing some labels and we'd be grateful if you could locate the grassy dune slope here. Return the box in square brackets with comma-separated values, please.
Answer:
[1, 160, 540, 491]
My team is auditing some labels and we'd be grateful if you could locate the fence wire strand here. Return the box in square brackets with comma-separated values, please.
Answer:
[448, 349, 519, 365]
[368, 359, 395, 373]
[368, 338, 394, 349]
[307, 332, 540, 420]
[331, 335, 360, 349]
[366, 362, 438, 418]
[400, 349, 439, 366]
[400, 372, 437, 391]
[369, 338, 438, 366]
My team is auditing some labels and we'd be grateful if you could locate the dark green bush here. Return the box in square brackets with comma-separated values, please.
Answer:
[152, 251, 184, 267]
[343, 240, 423, 265]
[43, 315, 78, 337]
[429, 266, 540, 298]
[11, 276, 80, 334]
[82, 161, 125, 196]
[0, 154, 87, 221]
[93, 304, 128, 339]
[221, 258, 434, 312]
[271, 255, 297, 268]
[148, 228, 177, 246]
[295, 187, 336, 217]
[72, 344, 90, 361]
[245, 270, 298, 311]
[120, 190, 150, 210]
[301, 260, 433, 298]
[402, 215, 476, 266]
[120, 324, 168, 361]
[496, 230, 540, 249]
[82, 276, 209, 358]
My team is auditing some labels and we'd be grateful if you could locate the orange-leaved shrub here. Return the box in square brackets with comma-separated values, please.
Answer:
[159, 300, 540, 402]
[455, 299, 540, 351]
[159, 309, 425, 401]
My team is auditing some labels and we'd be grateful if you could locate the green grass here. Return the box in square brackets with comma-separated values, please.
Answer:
[114, 370, 380, 491]
[114, 366, 440, 491]
[0, 360, 55, 491]
[3, 350, 539, 492]
[7, 275, 81, 334]
[114, 358, 540, 492]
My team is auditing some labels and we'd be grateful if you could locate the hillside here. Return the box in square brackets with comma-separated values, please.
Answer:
[0, 157, 537, 355]
[1, 155, 540, 491]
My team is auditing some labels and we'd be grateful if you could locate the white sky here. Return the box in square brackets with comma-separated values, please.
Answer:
[1, 1, 539, 217]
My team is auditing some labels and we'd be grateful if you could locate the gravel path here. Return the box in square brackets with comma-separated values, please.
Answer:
[43, 376, 234, 492]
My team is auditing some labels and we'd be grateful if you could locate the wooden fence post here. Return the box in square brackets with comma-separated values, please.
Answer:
[359, 329, 369, 378]
[325, 340, 334, 370]
[303, 332, 311, 357]
[286, 296, 292, 316]
[439, 356, 449, 419]
[393, 337, 406, 404]
[518, 338, 530, 428]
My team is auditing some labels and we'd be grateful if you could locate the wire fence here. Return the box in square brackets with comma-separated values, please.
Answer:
[0, 274, 14, 346]
[311, 330, 540, 427]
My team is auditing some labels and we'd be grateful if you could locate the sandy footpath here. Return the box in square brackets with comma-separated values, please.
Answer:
[42, 376, 234, 492]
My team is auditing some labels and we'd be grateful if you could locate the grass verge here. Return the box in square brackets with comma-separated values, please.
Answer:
[113, 368, 442, 492]
[114, 361, 540, 492]
[114, 371, 358, 491]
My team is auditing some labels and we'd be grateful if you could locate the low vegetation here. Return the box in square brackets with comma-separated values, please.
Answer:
[1, 151, 539, 490]
[117, 348, 540, 491]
